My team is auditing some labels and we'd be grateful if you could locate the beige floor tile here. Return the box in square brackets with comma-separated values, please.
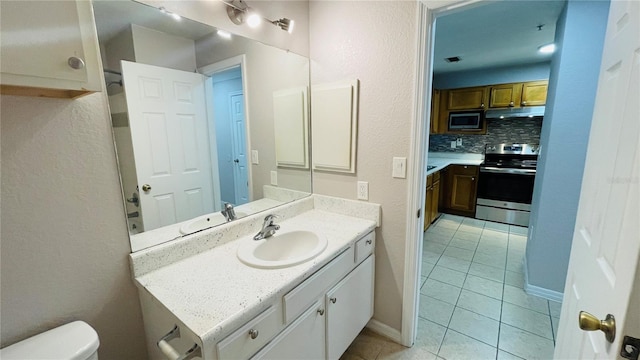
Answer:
[448, 238, 478, 251]
[506, 257, 524, 274]
[463, 274, 504, 300]
[469, 262, 505, 283]
[436, 255, 472, 273]
[421, 279, 462, 305]
[462, 217, 486, 227]
[423, 251, 442, 264]
[476, 243, 508, 257]
[457, 224, 484, 235]
[429, 266, 467, 287]
[473, 252, 507, 269]
[456, 289, 502, 320]
[484, 222, 510, 233]
[508, 225, 528, 236]
[448, 307, 500, 346]
[498, 324, 555, 360]
[501, 302, 554, 340]
[507, 234, 527, 252]
[497, 350, 525, 360]
[443, 246, 475, 261]
[428, 226, 456, 237]
[415, 318, 447, 355]
[424, 242, 447, 254]
[434, 218, 461, 231]
[504, 271, 525, 288]
[549, 300, 562, 318]
[421, 260, 436, 277]
[439, 330, 497, 360]
[341, 329, 386, 360]
[452, 230, 481, 242]
[503, 285, 550, 314]
[479, 235, 509, 246]
[419, 294, 455, 326]
[426, 233, 453, 246]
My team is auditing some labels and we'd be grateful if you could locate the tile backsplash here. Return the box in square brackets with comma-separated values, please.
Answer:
[429, 117, 543, 154]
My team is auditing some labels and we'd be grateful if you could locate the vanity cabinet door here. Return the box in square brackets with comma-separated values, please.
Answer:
[326, 255, 375, 360]
[252, 300, 325, 360]
[0, 0, 101, 98]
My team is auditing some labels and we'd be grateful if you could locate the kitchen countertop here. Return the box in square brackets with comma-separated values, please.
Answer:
[134, 209, 376, 345]
[426, 152, 484, 175]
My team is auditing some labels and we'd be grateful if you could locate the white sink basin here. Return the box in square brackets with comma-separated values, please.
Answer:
[179, 211, 247, 235]
[237, 230, 328, 269]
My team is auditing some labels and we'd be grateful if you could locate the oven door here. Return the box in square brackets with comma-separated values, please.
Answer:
[477, 167, 536, 204]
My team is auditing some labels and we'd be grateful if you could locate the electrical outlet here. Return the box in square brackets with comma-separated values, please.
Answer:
[450, 141, 457, 149]
[270, 171, 278, 185]
[392, 157, 407, 178]
[456, 138, 463, 146]
[251, 150, 259, 164]
[357, 181, 369, 200]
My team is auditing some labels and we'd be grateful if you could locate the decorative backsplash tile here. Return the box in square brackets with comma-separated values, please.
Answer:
[429, 117, 543, 153]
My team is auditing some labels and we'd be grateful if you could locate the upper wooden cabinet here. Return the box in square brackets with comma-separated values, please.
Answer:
[0, 0, 102, 99]
[447, 86, 489, 110]
[521, 80, 549, 106]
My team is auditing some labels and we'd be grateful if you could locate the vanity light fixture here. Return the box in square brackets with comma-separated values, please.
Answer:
[538, 43, 556, 54]
[225, 0, 293, 33]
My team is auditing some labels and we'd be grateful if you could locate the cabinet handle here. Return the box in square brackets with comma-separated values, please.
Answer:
[248, 329, 259, 339]
[509, 101, 515, 107]
[366, 239, 372, 245]
[317, 309, 325, 316]
[521, 101, 527, 106]
[330, 297, 337, 304]
[67, 56, 85, 70]
[464, 166, 468, 169]
[472, 177, 475, 181]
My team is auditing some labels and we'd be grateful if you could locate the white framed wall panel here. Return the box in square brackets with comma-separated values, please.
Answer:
[273, 87, 309, 169]
[311, 79, 359, 173]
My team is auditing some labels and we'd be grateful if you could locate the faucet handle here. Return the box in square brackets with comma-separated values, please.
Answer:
[264, 214, 278, 223]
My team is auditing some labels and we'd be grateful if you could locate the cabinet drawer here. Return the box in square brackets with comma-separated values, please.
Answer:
[217, 306, 280, 360]
[355, 232, 375, 264]
[283, 248, 354, 324]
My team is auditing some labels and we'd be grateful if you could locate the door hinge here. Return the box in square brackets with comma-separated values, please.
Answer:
[416, 208, 421, 218]
[621, 336, 640, 360]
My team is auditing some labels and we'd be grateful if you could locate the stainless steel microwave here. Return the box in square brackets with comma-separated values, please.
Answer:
[448, 111, 484, 131]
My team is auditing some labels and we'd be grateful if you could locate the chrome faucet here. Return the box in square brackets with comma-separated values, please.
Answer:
[254, 214, 280, 240]
[221, 203, 237, 222]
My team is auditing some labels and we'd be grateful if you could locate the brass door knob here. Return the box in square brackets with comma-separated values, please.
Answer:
[579, 311, 616, 343]
[142, 184, 152, 192]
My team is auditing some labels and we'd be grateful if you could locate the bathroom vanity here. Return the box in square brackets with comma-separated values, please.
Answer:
[130, 195, 380, 360]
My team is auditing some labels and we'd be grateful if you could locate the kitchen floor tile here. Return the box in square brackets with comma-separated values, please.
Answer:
[462, 217, 486, 227]
[439, 329, 497, 360]
[476, 243, 508, 256]
[463, 274, 504, 300]
[504, 271, 525, 288]
[508, 234, 527, 252]
[457, 224, 484, 235]
[497, 350, 525, 360]
[434, 218, 461, 231]
[551, 316, 560, 342]
[443, 246, 475, 261]
[484, 222, 510, 233]
[423, 251, 442, 264]
[506, 256, 525, 273]
[419, 294, 455, 326]
[436, 255, 472, 273]
[498, 324, 555, 360]
[423, 242, 447, 254]
[415, 318, 447, 355]
[426, 233, 453, 246]
[456, 289, 502, 320]
[503, 285, 550, 314]
[501, 302, 554, 339]
[428, 266, 467, 287]
[448, 307, 500, 346]
[549, 300, 562, 318]
[469, 262, 505, 283]
[448, 237, 479, 251]
[421, 278, 462, 305]
[472, 252, 507, 269]
[421, 261, 436, 277]
[509, 225, 528, 236]
[453, 230, 482, 241]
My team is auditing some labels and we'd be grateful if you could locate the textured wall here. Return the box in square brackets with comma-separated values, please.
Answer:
[0, 94, 148, 359]
[429, 117, 543, 153]
[526, 0, 610, 293]
[309, 0, 418, 332]
[433, 62, 550, 89]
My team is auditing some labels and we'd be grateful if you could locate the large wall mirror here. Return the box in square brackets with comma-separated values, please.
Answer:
[93, 0, 311, 252]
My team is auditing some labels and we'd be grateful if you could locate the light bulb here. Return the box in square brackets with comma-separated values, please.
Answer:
[538, 43, 556, 54]
[246, 11, 261, 28]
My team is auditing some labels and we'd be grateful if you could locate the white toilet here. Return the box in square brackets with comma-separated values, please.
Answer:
[0, 321, 99, 360]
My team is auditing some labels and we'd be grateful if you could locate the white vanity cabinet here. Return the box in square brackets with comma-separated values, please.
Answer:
[0, 0, 102, 98]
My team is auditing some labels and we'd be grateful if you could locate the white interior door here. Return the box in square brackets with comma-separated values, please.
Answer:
[122, 61, 215, 231]
[554, 1, 639, 358]
[229, 92, 249, 205]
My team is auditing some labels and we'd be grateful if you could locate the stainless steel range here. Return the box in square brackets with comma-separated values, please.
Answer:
[475, 144, 539, 227]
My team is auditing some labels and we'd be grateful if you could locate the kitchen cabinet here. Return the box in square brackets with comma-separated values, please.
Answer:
[488, 81, 549, 108]
[430, 89, 441, 134]
[0, 0, 102, 98]
[424, 171, 441, 231]
[442, 165, 479, 217]
[447, 86, 489, 110]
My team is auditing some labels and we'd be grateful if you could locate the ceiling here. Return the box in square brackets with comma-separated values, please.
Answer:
[433, 0, 566, 74]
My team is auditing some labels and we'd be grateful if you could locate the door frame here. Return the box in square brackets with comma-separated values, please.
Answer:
[199, 55, 254, 204]
[401, 0, 494, 347]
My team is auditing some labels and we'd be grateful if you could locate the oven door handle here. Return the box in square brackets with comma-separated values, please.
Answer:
[480, 167, 537, 175]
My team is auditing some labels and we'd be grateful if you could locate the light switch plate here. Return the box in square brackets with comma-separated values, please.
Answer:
[270, 171, 278, 185]
[251, 150, 259, 164]
[357, 181, 369, 200]
[392, 157, 407, 178]
[451, 141, 457, 149]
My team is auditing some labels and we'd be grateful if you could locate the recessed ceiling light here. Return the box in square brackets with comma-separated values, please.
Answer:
[538, 43, 556, 54]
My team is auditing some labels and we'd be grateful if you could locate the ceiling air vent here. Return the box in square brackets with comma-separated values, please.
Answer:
[445, 56, 461, 63]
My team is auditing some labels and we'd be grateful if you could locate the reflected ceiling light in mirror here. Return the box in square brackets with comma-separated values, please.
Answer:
[217, 29, 232, 39]
[159, 6, 181, 21]
[538, 43, 556, 54]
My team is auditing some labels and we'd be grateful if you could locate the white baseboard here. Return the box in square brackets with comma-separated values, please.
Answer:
[523, 258, 564, 303]
[366, 319, 403, 344]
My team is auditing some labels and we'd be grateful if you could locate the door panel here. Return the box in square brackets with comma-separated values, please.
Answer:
[230, 93, 249, 205]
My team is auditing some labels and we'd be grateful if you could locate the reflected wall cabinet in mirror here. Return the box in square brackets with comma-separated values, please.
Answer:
[92, 0, 312, 251]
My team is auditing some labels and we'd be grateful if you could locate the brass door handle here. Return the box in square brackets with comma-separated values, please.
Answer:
[579, 311, 616, 343]
[142, 184, 152, 192]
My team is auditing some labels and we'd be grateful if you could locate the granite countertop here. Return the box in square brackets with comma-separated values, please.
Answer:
[134, 209, 376, 345]
[426, 152, 484, 176]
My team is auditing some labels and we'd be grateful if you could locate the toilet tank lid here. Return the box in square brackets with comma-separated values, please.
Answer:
[0, 321, 99, 360]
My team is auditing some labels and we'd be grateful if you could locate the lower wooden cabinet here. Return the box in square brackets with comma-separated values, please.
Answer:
[424, 171, 441, 231]
[441, 165, 479, 217]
